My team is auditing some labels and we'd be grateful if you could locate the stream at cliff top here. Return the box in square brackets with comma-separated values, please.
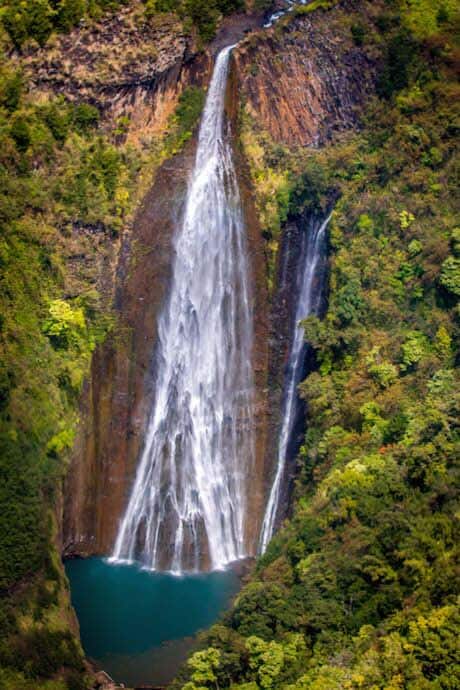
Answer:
[65, 557, 240, 686]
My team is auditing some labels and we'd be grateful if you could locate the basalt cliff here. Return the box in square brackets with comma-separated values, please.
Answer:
[61, 0, 378, 565]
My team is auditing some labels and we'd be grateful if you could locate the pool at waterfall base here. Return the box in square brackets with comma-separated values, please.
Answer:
[65, 557, 241, 686]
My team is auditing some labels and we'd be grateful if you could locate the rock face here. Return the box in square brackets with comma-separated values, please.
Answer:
[20, 7, 193, 142]
[227, 68, 271, 554]
[64, 137, 196, 555]
[233, 2, 378, 147]
[231, 0, 380, 529]
[63, 2, 379, 560]
[263, 212, 330, 532]
[63, 40, 271, 561]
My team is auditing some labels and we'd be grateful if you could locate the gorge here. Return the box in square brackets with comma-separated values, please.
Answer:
[1, 1, 458, 689]
[62, 0, 376, 567]
[58, 1, 378, 682]
[66, 26, 336, 679]
[67, 23, 334, 683]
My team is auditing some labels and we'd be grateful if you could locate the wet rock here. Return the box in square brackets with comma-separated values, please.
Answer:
[63, 137, 197, 557]
[94, 669, 124, 689]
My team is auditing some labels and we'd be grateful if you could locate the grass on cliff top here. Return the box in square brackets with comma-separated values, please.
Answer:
[293, 0, 336, 15]
[0, 0, 247, 49]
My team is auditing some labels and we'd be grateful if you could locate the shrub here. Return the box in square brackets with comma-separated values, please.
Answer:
[55, 0, 87, 32]
[377, 30, 418, 98]
[439, 256, 460, 296]
[10, 117, 31, 152]
[351, 23, 366, 46]
[72, 103, 100, 132]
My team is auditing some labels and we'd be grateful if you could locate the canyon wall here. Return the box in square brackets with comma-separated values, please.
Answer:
[21, 8, 193, 143]
[61, 13, 269, 559]
[231, 0, 379, 531]
[63, 138, 198, 555]
[233, 2, 378, 146]
[63, 1, 379, 560]
[22, 7, 210, 556]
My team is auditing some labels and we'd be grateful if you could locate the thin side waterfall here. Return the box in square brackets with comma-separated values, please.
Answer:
[260, 213, 331, 551]
[111, 46, 254, 573]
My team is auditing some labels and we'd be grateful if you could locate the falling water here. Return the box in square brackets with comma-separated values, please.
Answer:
[260, 213, 331, 551]
[111, 46, 254, 573]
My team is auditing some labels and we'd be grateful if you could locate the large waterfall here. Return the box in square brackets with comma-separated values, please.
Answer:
[260, 213, 330, 551]
[112, 46, 254, 573]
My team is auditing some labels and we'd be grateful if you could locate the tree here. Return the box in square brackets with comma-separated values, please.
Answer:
[440, 256, 460, 296]
[185, 647, 221, 689]
[54, 0, 86, 32]
[1, 4, 29, 49]
[27, 0, 55, 47]
[246, 636, 285, 690]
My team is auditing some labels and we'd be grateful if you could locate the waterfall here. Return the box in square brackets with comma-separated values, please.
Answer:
[111, 46, 254, 574]
[260, 213, 331, 551]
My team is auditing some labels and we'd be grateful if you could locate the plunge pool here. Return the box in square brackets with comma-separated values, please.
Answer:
[65, 557, 241, 687]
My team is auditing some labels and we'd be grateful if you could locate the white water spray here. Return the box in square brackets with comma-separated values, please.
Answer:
[260, 214, 330, 551]
[111, 46, 254, 573]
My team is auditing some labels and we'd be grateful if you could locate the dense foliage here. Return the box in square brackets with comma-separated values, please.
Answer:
[0, 0, 129, 48]
[175, 1, 460, 688]
[146, 0, 245, 41]
[0, 1, 208, 685]
[0, 0, 245, 47]
[0, 64, 136, 690]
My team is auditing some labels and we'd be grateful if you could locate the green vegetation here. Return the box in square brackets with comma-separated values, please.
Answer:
[0, 64, 136, 690]
[184, 648, 222, 690]
[0, 0, 245, 49]
[175, 1, 460, 687]
[165, 86, 206, 153]
[0, 0, 208, 679]
[0, 0, 459, 687]
[240, 116, 291, 291]
[293, 0, 335, 17]
[145, 0, 244, 42]
[0, 0, 129, 48]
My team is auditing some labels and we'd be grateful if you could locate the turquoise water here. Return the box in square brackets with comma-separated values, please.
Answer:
[65, 557, 241, 686]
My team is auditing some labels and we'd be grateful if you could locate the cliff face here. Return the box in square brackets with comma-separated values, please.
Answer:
[63, 1, 379, 560]
[231, 0, 380, 529]
[14, 9, 211, 558]
[227, 67, 271, 552]
[62, 13, 267, 560]
[20, 7, 193, 143]
[173, 0, 460, 682]
[63, 138, 198, 555]
[233, 2, 379, 147]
